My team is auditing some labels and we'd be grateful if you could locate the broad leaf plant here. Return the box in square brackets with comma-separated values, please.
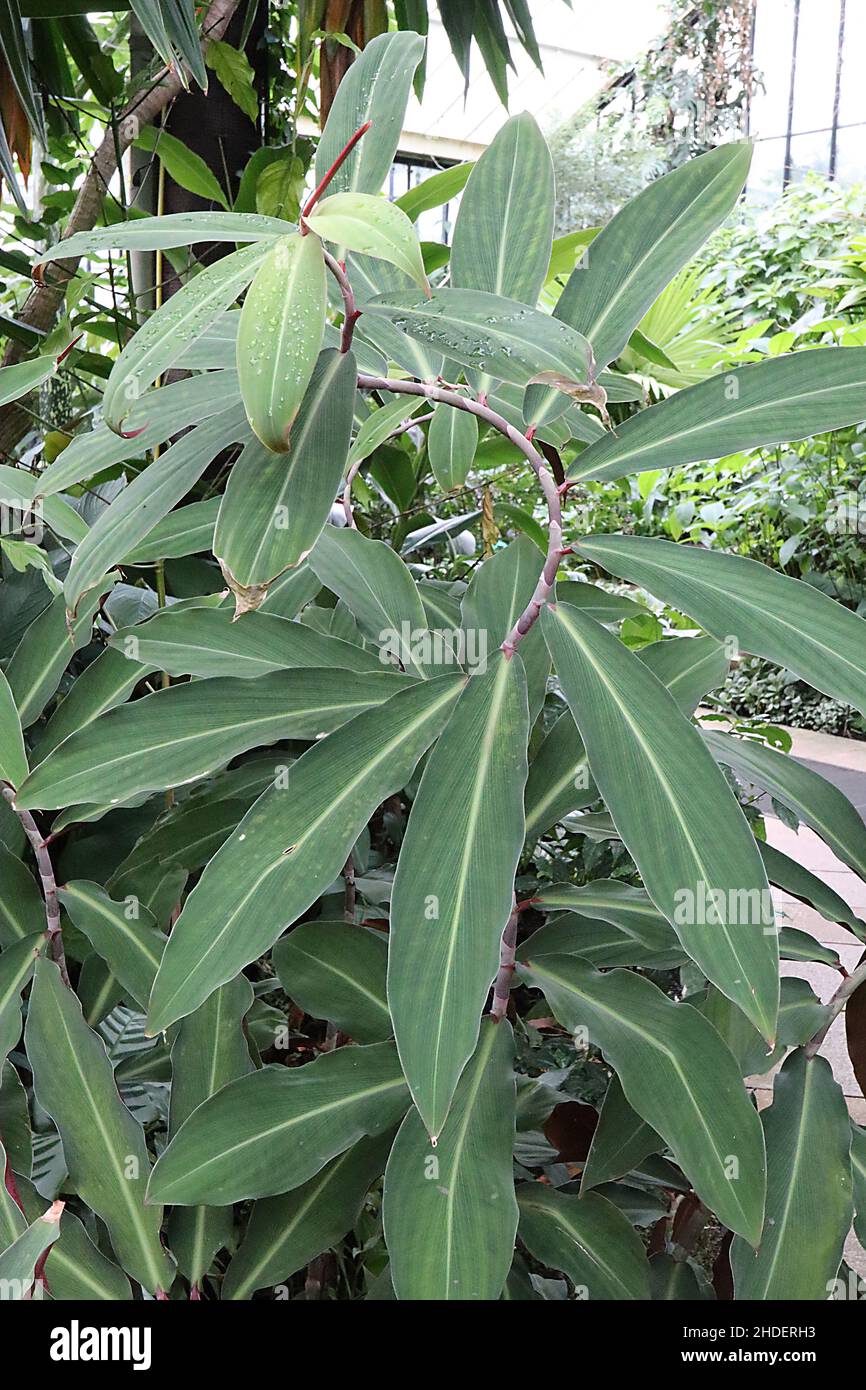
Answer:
[2, 33, 866, 1301]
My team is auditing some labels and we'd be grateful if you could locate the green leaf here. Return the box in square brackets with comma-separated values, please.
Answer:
[347, 392, 426, 470]
[705, 729, 866, 883]
[569, 348, 866, 484]
[15, 1177, 132, 1301]
[852, 1124, 866, 1249]
[388, 653, 528, 1138]
[637, 635, 728, 715]
[428, 401, 478, 491]
[237, 232, 326, 453]
[0, 847, 44, 945]
[223, 1130, 393, 1299]
[161, 0, 208, 89]
[306, 193, 428, 291]
[314, 32, 425, 199]
[37, 370, 240, 498]
[731, 1051, 852, 1298]
[523, 881, 688, 970]
[520, 956, 766, 1244]
[255, 155, 306, 222]
[147, 1041, 409, 1205]
[450, 113, 554, 308]
[0, 670, 27, 788]
[555, 578, 647, 624]
[461, 536, 549, 721]
[516, 1183, 650, 1299]
[7, 590, 103, 728]
[273, 921, 390, 1043]
[64, 406, 247, 615]
[383, 1018, 518, 1299]
[57, 883, 165, 1011]
[541, 603, 779, 1041]
[0, 355, 56, 407]
[32, 213, 288, 264]
[107, 262, 267, 441]
[0, 1201, 63, 1298]
[0, 934, 42, 1065]
[215, 349, 356, 609]
[167, 976, 253, 1284]
[109, 606, 383, 680]
[206, 39, 257, 121]
[124, 497, 220, 565]
[523, 710, 596, 844]
[759, 841, 865, 939]
[310, 526, 435, 679]
[147, 675, 463, 1033]
[367, 287, 598, 404]
[351, 254, 444, 380]
[581, 1076, 661, 1192]
[395, 161, 473, 223]
[25, 958, 172, 1293]
[19, 667, 413, 810]
[133, 126, 228, 209]
[550, 141, 751, 371]
[582, 535, 866, 719]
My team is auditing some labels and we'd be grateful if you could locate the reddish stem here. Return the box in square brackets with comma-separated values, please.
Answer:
[323, 249, 360, 353]
[356, 375, 563, 655]
[301, 121, 372, 222]
[491, 900, 519, 1021]
[1, 785, 68, 985]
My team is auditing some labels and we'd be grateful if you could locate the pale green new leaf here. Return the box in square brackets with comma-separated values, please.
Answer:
[519, 955, 766, 1243]
[223, 1130, 393, 1300]
[569, 348, 866, 484]
[273, 921, 390, 1043]
[147, 676, 463, 1033]
[102, 241, 271, 433]
[517, 1183, 650, 1300]
[395, 161, 473, 222]
[236, 232, 326, 452]
[731, 1050, 852, 1299]
[541, 603, 779, 1041]
[388, 653, 528, 1138]
[383, 1018, 518, 1300]
[25, 958, 172, 1293]
[147, 1041, 409, 1204]
[347, 392, 426, 469]
[19, 668, 412, 810]
[216, 348, 356, 606]
[306, 193, 427, 290]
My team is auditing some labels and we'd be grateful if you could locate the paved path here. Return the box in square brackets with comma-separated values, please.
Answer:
[747, 727, 866, 1277]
